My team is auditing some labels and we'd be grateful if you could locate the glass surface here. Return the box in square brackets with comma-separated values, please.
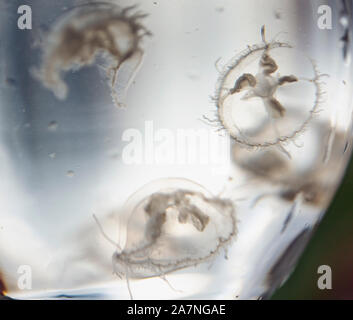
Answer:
[0, 0, 352, 299]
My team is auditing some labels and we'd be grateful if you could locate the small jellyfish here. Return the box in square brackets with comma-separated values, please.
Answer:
[206, 26, 326, 153]
[33, 3, 151, 107]
[94, 178, 237, 299]
[234, 120, 346, 209]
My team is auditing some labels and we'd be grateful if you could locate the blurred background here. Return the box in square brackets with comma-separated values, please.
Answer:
[272, 157, 353, 299]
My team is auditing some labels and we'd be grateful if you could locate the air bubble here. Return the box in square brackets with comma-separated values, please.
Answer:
[48, 121, 58, 131]
[66, 170, 75, 178]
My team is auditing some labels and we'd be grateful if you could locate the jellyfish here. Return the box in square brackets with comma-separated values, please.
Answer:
[205, 26, 326, 155]
[33, 3, 151, 107]
[94, 178, 237, 299]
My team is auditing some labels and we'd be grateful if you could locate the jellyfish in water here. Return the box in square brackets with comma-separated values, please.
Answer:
[94, 178, 237, 299]
[205, 26, 326, 156]
[33, 3, 151, 107]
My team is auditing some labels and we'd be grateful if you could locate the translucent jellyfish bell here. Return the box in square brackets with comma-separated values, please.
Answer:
[210, 26, 326, 152]
[97, 178, 237, 298]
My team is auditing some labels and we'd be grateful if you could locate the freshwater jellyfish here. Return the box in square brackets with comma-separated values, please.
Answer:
[33, 3, 151, 107]
[232, 119, 346, 208]
[94, 178, 237, 299]
[206, 26, 325, 153]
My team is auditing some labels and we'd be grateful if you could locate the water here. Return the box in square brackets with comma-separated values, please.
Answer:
[0, 0, 352, 299]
